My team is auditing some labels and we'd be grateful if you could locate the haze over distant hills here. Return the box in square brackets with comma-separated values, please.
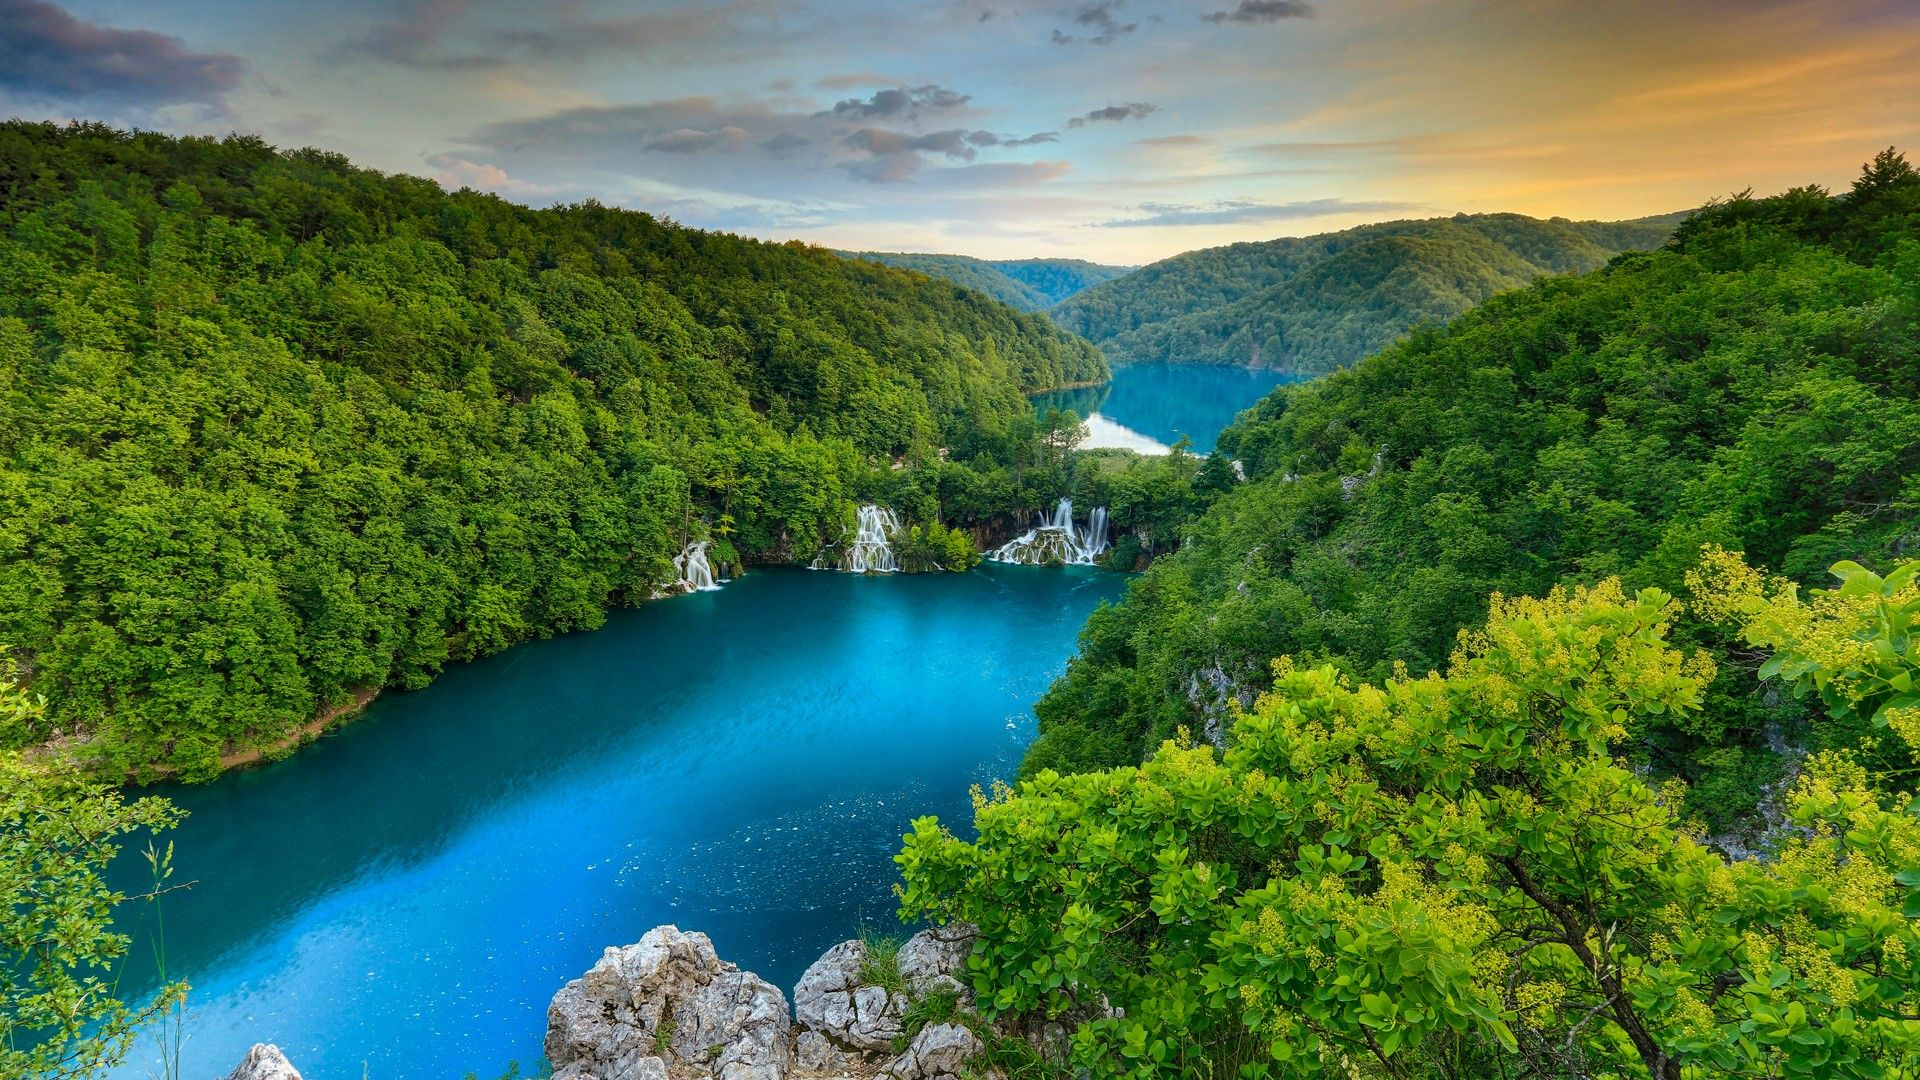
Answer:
[835, 252, 1134, 312]
[1048, 212, 1686, 373]
[849, 212, 1686, 376]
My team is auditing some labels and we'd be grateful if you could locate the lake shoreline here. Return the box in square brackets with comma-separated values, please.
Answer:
[99, 564, 1129, 1078]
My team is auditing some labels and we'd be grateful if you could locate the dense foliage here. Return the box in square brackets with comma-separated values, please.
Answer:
[1048, 212, 1679, 372]
[0, 122, 1105, 779]
[1, 653, 182, 1080]
[839, 251, 1133, 312]
[1026, 155, 1920, 843]
[900, 559, 1920, 1079]
[995, 258, 1137, 308]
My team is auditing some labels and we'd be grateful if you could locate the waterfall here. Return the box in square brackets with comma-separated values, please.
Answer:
[988, 498, 1110, 566]
[809, 504, 901, 573]
[672, 540, 722, 592]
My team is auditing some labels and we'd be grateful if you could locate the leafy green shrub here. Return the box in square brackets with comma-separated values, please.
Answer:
[902, 566, 1920, 1078]
[2, 734, 183, 1078]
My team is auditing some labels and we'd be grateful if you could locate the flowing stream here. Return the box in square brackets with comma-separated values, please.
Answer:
[105, 566, 1125, 1079]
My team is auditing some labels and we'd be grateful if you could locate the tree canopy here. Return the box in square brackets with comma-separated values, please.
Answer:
[1025, 155, 1920, 847]
[0, 121, 1105, 779]
[1048, 212, 1681, 372]
[901, 557, 1920, 1078]
[837, 251, 1134, 312]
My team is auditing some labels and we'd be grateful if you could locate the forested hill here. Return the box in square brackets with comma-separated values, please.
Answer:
[898, 152, 1920, 1080]
[1048, 211, 1682, 371]
[1027, 154, 1920, 836]
[836, 251, 1133, 311]
[0, 121, 1103, 779]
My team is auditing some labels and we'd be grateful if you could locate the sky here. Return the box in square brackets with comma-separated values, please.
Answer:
[2, 0, 1917, 264]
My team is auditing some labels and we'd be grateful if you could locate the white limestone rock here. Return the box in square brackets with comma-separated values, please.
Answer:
[545, 925, 792, 1080]
[879, 1023, 984, 1080]
[793, 1029, 861, 1073]
[225, 1045, 303, 1080]
[792, 940, 906, 1053]
[895, 924, 976, 1002]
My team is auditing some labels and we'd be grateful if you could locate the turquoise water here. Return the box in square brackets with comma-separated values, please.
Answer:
[1036, 363, 1307, 454]
[107, 565, 1126, 1079]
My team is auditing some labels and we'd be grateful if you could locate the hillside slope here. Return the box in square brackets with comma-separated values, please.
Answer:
[1027, 160, 1920, 837]
[1049, 211, 1681, 371]
[0, 122, 1104, 778]
[837, 251, 1132, 311]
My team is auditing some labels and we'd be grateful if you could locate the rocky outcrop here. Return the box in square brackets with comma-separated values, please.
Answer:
[793, 940, 906, 1052]
[895, 923, 976, 1001]
[225, 1044, 303, 1080]
[880, 1023, 983, 1080]
[545, 925, 792, 1080]
[548, 924, 986, 1080]
[792, 1028, 861, 1074]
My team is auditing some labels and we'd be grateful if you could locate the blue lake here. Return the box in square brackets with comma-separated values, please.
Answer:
[1035, 362, 1308, 454]
[108, 565, 1127, 1079]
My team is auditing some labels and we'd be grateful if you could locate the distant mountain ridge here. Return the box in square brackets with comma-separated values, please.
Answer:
[1048, 211, 1687, 373]
[836, 251, 1134, 311]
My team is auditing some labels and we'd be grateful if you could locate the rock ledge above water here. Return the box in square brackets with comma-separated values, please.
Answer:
[546, 923, 995, 1080]
[224, 1044, 303, 1080]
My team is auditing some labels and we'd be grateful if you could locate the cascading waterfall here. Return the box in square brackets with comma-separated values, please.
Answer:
[672, 540, 722, 592]
[809, 504, 901, 573]
[988, 498, 1110, 566]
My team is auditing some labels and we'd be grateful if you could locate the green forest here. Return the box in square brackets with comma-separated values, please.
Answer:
[839, 251, 1133, 312]
[898, 153, 1920, 1077]
[0, 121, 1105, 780]
[1049, 212, 1681, 372]
[7, 118, 1920, 1080]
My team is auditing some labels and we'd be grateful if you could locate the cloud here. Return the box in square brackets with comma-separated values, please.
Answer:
[826, 84, 970, 120]
[425, 153, 553, 198]
[335, 0, 771, 68]
[0, 0, 246, 110]
[1052, 0, 1138, 45]
[1202, 0, 1314, 24]
[922, 161, 1074, 188]
[1068, 102, 1158, 127]
[466, 90, 1068, 195]
[1096, 197, 1423, 227]
[331, 0, 498, 69]
[815, 72, 897, 90]
[1137, 134, 1207, 146]
[645, 126, 751, 153]
[844, 126, 995, 181]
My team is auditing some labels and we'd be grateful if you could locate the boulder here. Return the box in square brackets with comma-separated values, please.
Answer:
[895, 923, 976, 1001]
[546, 925, 792, 1080]
[793, 1029, 860, 1073]
[792, 939, 906, 1052]
[225, 1045, 303, 1080]
[879, 1023, 984, 1080]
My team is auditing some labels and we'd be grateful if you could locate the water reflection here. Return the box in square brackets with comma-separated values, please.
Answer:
[1037, 363, 1307, 454]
